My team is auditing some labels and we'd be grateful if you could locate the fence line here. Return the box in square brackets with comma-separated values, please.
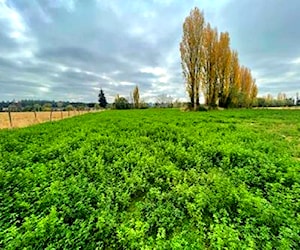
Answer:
[0, 110, 99, 129]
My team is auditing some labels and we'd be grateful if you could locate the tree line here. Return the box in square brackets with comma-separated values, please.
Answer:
[99, 87, 179, 110]
[255, 92, 299, 107]
[180, 7, 258, 110]
[102, 86, 148, 110]
[0, 100, 97, 112]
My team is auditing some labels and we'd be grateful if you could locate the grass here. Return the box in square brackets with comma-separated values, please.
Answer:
[0, 109, 299, 249]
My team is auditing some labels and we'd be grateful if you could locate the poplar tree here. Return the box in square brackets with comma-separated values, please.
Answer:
[180, 7, 258, 109]
[203, 23, 219, 107]
[218, 32, 231, 107]
[133, 86, 140, 109]
[180, 7, 205, 110]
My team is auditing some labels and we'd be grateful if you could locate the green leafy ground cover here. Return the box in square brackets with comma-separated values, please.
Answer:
[0, 109, 299, 249]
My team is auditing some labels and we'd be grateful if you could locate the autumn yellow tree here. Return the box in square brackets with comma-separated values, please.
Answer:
[250, 80, 258, 106]
[277, 92, 287, 101]
[133, 86, 140, 108]
[217, 32, 231, 107]
[203, 23, 219, 108]
[202, 28, 233, 108]
[234, 66, 257, 107]
[227, 50, 241, 107]
[181, 7, 258, 109]
[180, 7, 205, 110]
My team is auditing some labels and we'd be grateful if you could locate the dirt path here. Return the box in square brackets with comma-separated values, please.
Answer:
[254, 106, 300, 110]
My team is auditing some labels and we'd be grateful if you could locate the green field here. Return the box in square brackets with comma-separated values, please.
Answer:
[0, 109, 299, 249]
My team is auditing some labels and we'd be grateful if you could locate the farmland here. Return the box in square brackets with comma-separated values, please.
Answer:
[0, 111, 92, 129]
[0, 109, 299, 249]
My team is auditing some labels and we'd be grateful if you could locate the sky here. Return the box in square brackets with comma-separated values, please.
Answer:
[0, 0, 299, 103]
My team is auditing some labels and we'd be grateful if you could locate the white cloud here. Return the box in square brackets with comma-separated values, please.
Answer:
[0, 0, 27, 36]
[290, 57, 300, 64]
[0, 2, 26, 30]
[39, 86, 50, 93]
[0, 0, 299, 102]
[140, 67, 166, 76]
[119, 81, 134, 86]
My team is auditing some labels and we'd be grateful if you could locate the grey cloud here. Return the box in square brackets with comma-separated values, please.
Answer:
[36, 47, 132, 74]
[1, 0, 299, 102]
[113, 71, 156, 86]
[222, 0, 300, 56]
[58, 70, 100, 83]
[37, 47, 101, 68]
[216, 0, 300, 96]
[259, 81, 300, 97]
[0, 79, 44, 100]
[0, 32, 19, 53]
[0, 57, 17, 69]
[2, 0, 189, 102]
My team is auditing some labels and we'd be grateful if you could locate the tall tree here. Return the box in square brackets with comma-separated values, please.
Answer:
[180, 7, 205, 110]
[250, 81, 258, 106]
[203, 23, 219, 108]
[98, 89, 107, 108]
[133, 86, 140, 109]
[180, 7, 258, 109]
[218, 32, 231, 107]
[227, 50, 240, 107]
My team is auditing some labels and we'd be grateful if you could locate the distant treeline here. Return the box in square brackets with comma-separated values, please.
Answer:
[1, 94, 299, 112]
[255, 93, 300, 107]
[0, 100, 97, 112]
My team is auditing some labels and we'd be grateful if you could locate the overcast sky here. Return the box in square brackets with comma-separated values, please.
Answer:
[0, 0, 299, 103]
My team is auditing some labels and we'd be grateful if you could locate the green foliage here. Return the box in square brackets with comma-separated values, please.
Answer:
[42, 103, 52, 111]
[0, 109, 299, 249]
[113, 95, 130, 109]
[65, 104, 74, 111]
[33, 103, 41, 111]
[98, 89, 107, 108]
[256, 97, 295, 107]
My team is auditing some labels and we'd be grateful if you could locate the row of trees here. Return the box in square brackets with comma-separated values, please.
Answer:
[113, 86, 149, 109]
[98, 86, 143, 110]
[0, 100, 96, 112]
[255, 92, 299, 107]
[99, 87, 178, 109]
[180, 7, 258, 110]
